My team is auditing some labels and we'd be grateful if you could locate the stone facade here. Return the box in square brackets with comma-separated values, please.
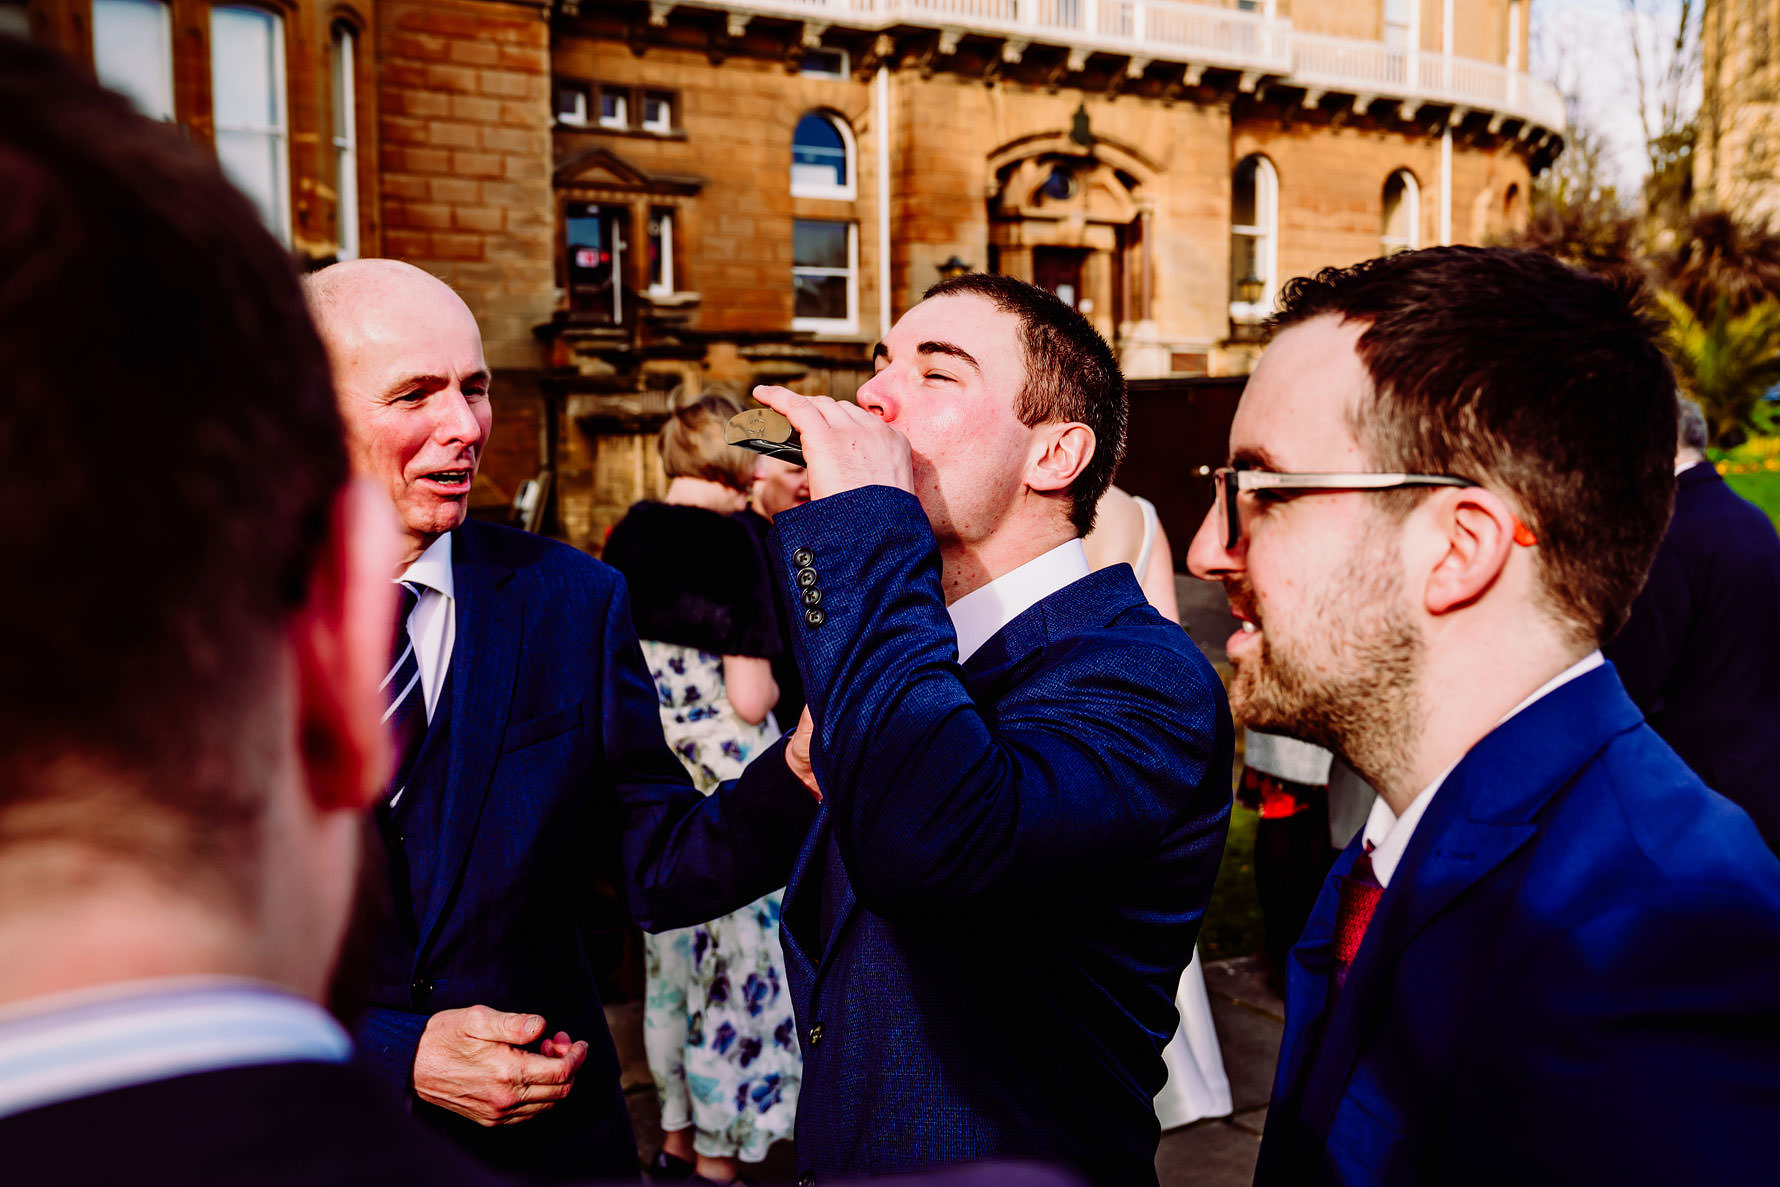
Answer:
[1698, 0, 1780, 221]
[28, 0, 1557, 552]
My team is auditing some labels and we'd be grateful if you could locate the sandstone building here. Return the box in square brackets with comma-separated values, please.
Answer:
[16, 0, 1560, 549]
[1698, 0, 1780, 222]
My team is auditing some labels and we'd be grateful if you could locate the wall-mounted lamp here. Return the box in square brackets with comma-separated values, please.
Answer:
[1235, 270, 1265, 306]
[937, 255, 972, 281]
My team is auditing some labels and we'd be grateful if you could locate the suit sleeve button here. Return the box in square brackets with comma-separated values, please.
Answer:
[801, 587, 822, 606]
[795, 566, 818, 588]
[798, 1175, 816, 1187]
[792, 547, 815, 568]
[805, 608, 826, 627]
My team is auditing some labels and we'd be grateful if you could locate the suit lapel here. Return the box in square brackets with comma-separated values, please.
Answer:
[1294, 665, 1645, 1136]
[417, 524, 522, 955]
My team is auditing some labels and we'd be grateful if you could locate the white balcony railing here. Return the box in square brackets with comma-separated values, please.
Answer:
[665, 0, 1564, 134]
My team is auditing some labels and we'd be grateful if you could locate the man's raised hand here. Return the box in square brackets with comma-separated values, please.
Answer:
[412, 1004, 589, 1126]
[751, 385, 913, 502]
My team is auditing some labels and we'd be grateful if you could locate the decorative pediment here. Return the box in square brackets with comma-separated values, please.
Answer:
[553, 146, 705, 195]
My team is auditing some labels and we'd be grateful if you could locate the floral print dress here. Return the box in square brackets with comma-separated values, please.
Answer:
[640, 639, 801, 1164]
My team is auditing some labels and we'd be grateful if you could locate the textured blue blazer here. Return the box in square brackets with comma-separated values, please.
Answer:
[743, 487, 1233, 1187]
[352, 519, 816, 1181]
[1257, 663, 1780, 1186]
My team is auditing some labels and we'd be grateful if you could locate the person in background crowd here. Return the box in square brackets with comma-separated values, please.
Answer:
[304, 259, 815, 1183]
[1604, 396, 1780, 851]
[1237, 730, 1337, 992]
[603, 391, 801, 1184]
[747, 273, 1233, 1186]
[1188, 246, 1780, 1185]
[1084, 485, 1233, 1130]
[0, 36, 503, 1184]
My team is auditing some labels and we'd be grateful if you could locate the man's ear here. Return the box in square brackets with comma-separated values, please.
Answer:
[1025, 422, 1096, 494]
[292, 479, 400, 813]
[1419, 486, 1519, 617]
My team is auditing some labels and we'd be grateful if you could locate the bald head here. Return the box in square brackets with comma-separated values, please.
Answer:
[306, 259, 492, 568]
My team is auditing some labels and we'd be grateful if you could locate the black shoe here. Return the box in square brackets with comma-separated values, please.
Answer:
[648, 1150, 696, 1182]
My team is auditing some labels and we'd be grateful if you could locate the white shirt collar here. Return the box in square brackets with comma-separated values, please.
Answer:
[1675, 457, 1707, 477]
[0, 977, 350, 1120]
[947, 539, 1090, 664]
[400, 531, 454, 600]
[1362, 650, 1604, 886]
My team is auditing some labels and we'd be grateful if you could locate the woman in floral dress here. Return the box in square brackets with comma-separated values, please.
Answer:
[602, 389, 800, 1184]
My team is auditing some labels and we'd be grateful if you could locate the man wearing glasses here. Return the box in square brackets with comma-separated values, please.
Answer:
[1188, 246, 1780, 1185]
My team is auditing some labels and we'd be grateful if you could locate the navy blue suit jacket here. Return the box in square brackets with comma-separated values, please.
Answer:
[353, 519, 817, 1180]
[1605, 463, 1780, 846]
[744, 487, 1232, 1187]
[1257, 664, 1780, 1185]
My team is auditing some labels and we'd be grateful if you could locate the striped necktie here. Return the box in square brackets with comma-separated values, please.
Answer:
[383, 581, 425, 802]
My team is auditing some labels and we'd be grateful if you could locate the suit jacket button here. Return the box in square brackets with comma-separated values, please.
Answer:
[805, 608, 826, 627]
[410, 978, 432, 1002]
[801, 587, 822, 607]
[795, 566, 818, 588]
[792, 547, 815, 568]
[808, 1022, 824, 1046]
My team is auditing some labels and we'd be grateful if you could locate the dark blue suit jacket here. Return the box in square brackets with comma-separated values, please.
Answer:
[745, 487, 1232, 1187]
[1257, 664, 1780, 1185]
[353, 519, 817, 1180]
[1605, 463, 1780, 846]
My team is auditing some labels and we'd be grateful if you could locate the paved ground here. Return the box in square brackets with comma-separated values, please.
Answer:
[607, 955, 1283, 1186]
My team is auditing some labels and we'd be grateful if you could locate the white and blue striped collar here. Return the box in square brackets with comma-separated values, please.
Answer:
[0, 977, 350, 1120]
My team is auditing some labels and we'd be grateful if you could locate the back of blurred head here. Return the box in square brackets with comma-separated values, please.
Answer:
[0, 37, 393, 1003]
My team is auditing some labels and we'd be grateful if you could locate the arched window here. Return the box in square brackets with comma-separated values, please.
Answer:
[1382, 169, 1419, 254]
[1504, 182, 1523, 224]
[93, 0, 174, 121]
[791, 111, 856, 200]
[211, 5, 291, 244]
[331, 23, 360, 260]
[1230, 154, 1278, 320]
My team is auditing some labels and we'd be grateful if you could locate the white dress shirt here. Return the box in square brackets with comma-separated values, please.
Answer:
[946, 538, 1091, 665]
[1361, 650, 1605, 886]
[399, 532, 456, 722]
[0, 978, 350, 1120]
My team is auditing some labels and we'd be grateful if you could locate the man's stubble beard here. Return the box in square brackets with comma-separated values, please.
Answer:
[1229, 532, 1423, 793]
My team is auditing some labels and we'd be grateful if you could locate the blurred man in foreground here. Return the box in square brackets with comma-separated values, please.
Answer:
[1188, 246, 1780, 1185]
[0, 36, 502, 1184]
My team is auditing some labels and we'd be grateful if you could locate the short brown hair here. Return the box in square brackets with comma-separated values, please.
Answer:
[1270, 246, 1677, 645]
[0, 38, 346, 870]
[923, 273, 1126, 535]
[659, 385, 755, 491]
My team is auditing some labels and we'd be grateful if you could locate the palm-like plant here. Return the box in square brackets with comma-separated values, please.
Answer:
[1656, 290, 1780, 447]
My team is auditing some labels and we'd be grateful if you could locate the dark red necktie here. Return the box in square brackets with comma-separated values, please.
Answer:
[1332, 847, 1384, 992]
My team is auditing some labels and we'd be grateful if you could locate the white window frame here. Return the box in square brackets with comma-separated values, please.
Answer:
[790, 111, 857, 201]
[556, 84, 588, 127]
[641, 91, 673, 134]
[800, 48, 849, 77]
[93, 0, 175, 122]
[792, 219, 858, 335]
[598, 88, 628, 130]
[331, 25, 360, 261]
[647, 206, 675, 297]
[1229, 155, 1278, 322]
[210, 5, 291, 246]
[1381, 169, 1420, 254]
